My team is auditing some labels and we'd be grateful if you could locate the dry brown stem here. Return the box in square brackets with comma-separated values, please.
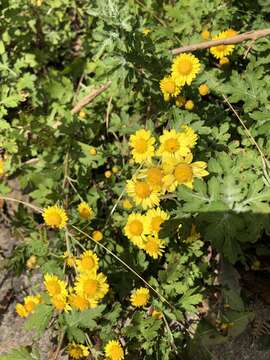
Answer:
[171, 28, 270, 55]
[71, 80, 112, 114]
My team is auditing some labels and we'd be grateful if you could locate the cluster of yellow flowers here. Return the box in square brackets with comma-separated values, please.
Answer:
[124, 126, 208, 256]
[210, 28, 237, 64]
[66, 339, 124, 359]
[160, 52, 201, 104]
[15, 295, 42, 318]
[43, 250, 109, 312]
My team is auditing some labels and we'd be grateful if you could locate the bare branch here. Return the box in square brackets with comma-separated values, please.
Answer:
[71, 80, 112, 114]
[171, 28, 270, 55]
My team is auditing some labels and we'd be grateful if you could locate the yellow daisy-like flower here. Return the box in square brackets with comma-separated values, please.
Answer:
[26, 255, 37, 269]
[92, 230, 103, 242]
[146, 208, 169, 233]
[162, 153, 209, 189]
[130, 287, 150, 307]
[175, 95, 186, 108]
[43, 205, 68, 229]
[210, 29, 237, 59]
[0, 159, 4, 176]
[77, 202, 93, 220]
[129, 129, 155, 164]
[124, 213, 148, 249]
[75, 272, 109, 302]
[67, 343, 89, 359]
[51, 295, 71, 312]
[16, 295, 42, 317]
[143, 235, 165, 259]
[142, 166, 164, 191]
[76, 250, 99, 274]
[89, 147, 97, 155]
[159, 75, 181, 101]
[143, 28, 152, 36]
[104, 340, 124, 360]
[126, 178, 160, 209]
[171, 53, 201, 86]
[44, 274, 68, 298]
[219, 56, 230, 65]
[69, 294, 90, 311]
[157, 129, 191, 160]
[201, 29, 210, 40]
[151, 309, 163, 320]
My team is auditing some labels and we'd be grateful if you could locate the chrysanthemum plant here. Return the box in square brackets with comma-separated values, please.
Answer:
[1, 0, 270, 359]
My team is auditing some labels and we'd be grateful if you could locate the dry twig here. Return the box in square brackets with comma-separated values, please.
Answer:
[71, 80, 112, 114]
[171, 28, 270, 55]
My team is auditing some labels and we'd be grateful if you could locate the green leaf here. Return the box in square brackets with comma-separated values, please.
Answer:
[0, 347, 38, 360]
[24, 304, 53, 335]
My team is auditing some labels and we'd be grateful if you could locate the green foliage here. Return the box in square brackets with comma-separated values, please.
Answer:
[1, 0, 270, 358]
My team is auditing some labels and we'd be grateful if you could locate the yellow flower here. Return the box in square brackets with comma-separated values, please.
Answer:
[152, 309, 163, 320]
[219, 56, 230, 65]
[77, 202, 93, 220]
[175, 95, 186, 108]
[16, 295, 42, 317]
[76, 250, 99, 274]
[67, 343, 89, 359]
[79, 111, 86, 118]
[198, 84, 209, 96]
[130, 287, 150, 307]
[126, 178, 160, 209]
[143, 28, 152, 35]
[89, 147, 97, 155]
[143, 235, 165, 259]
[186, 224, 201, 243]
[162, 153, 209, 189]
[146, 208, 169, 233]
[105, 170, 112, 178]
[44, 274, 68, 298]
[43, 205, 68, 229]
[122, 198, 133, 210]
[16, 303, 28, 318]
[26, 255, 37, 269]
[210, 29, 237, 59]
[143, 166, 164, 191]
[51, 295, 71, 312]
[129, 129, 155, 164]
[157, 129, 191, 160]
[64, 251, 76, 267]
[92, 230, 103, 242]
[0, 159, 4, 176]
[201, 30, 210, 40]
[185, 100, 194, 111]
[124, 213, 148, 248]
[112, 166, 119, 174]
[171, 53, 201, 86]
[159, 76, 181, 101]
[104, 340, 124, 360]
[75, 272, 109, 302]
[69, 294, 90, 311]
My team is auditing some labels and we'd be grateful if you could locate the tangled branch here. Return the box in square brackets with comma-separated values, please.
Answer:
[171, 28, 270, 55]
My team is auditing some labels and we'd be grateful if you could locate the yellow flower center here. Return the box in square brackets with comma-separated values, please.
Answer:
[81, 256, 95, 270]
[84, 279, 98, 297]
[151, 216, 163, 232]
[164, 138, 179, 153]
[163, 80, 175, 93]
[80, 207, 90, 218]
[70, 295, 89, 310]
[145, 238, 159, 253]
[174, 163, 193, 183]
[177, 59, 193, 75]
[147, 167, 163, 186]
[109, 344, 123, 358]
[46, 212, 62, 226]
[134, 138, 148, 153]
[47, 280, 61, 296]
[52, 297, 66, 311]
[135, 181, 151, 198]
[216, 44, 226, 53]
[129, 220, 143, 236]
[24, 300, 35, 313]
